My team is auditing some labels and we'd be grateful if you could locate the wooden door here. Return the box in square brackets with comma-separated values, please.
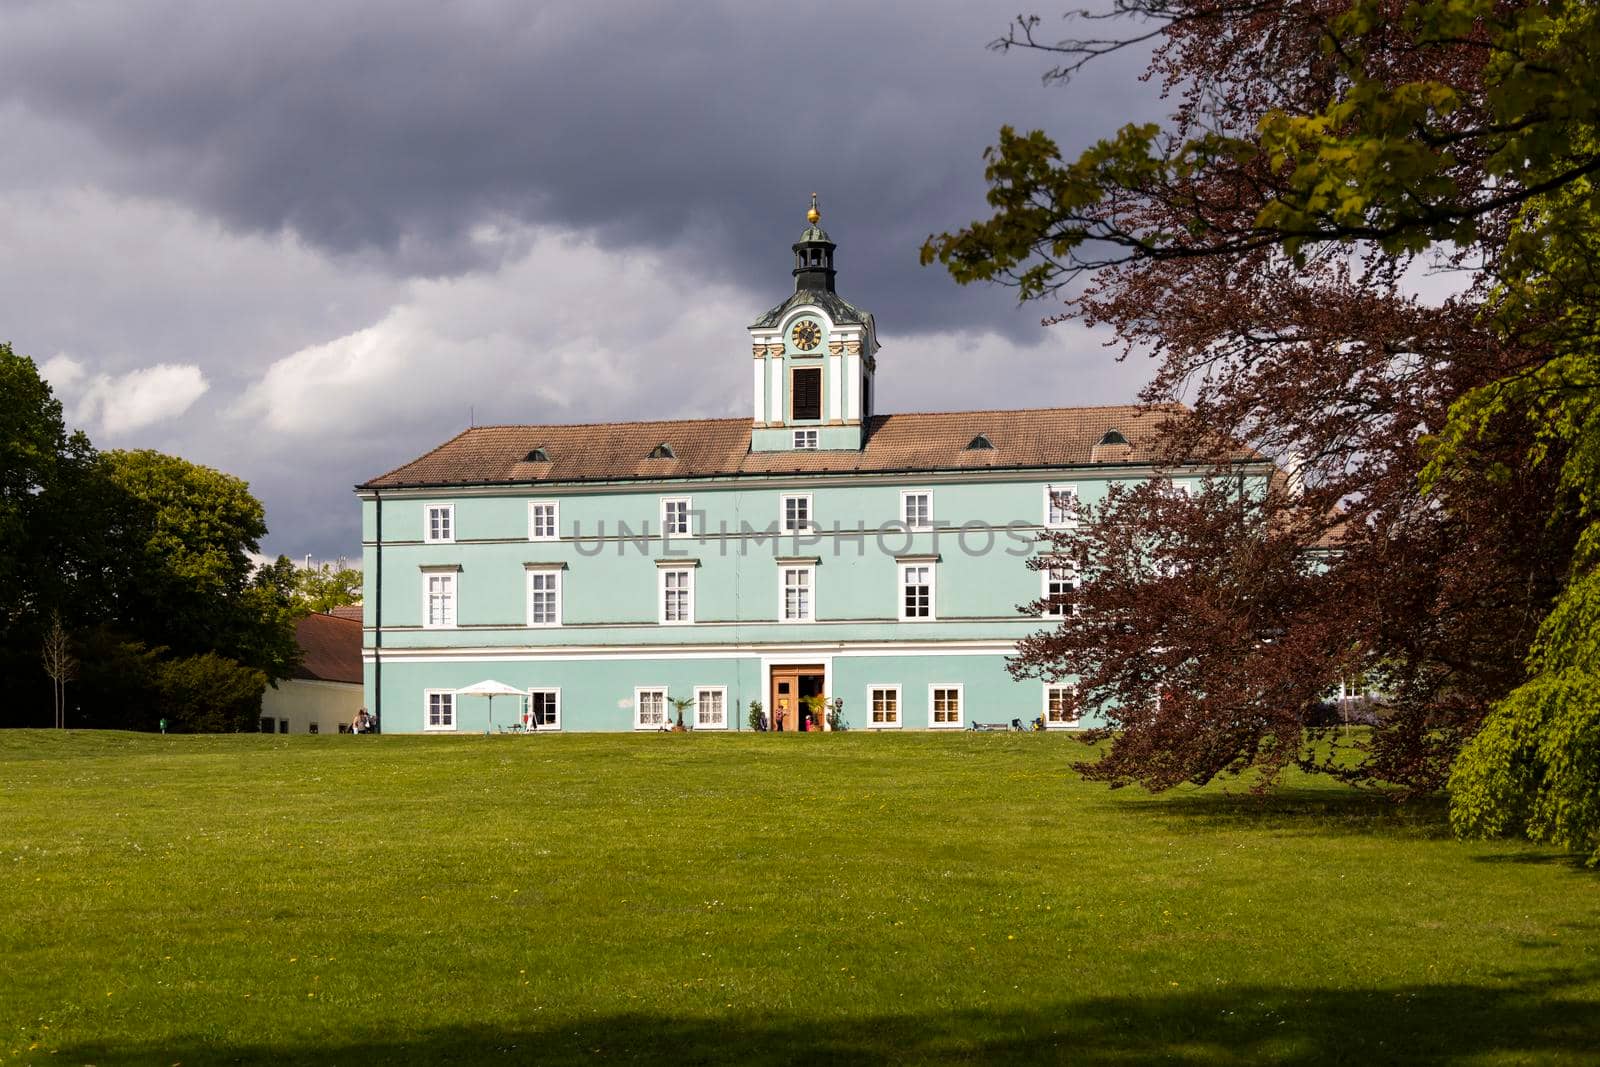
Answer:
[771, 671, 797, 731]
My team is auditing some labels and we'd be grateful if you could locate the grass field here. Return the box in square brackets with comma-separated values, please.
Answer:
[1, 731, 1597, 1065]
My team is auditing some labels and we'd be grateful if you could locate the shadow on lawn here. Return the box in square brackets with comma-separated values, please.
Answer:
[1137, 788, 1455, 841]
[58, 967, 1600, 1066]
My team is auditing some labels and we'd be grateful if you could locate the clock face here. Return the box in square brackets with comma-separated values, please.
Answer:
[792, 321, 821, 351]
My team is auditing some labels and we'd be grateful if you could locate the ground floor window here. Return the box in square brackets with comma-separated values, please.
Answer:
[526, 688, 560, 730]
[1044, 684, 1079, 727]
[308, 723, 319, 735]
[867, 685, 901, 728]
[260, 717, 272, 733]
[635, 687, 668, 730]
[694, 686, 727, 729]
[278, 719, 289, 734]
[929, 684, 963, 729]
[424, 690, 455, 731]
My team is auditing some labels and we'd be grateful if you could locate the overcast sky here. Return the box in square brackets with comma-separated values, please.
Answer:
[0, 1, 1163, 561]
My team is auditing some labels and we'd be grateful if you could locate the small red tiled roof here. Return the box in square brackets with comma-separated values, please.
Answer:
[326, 604, 364, 622]
[360, 405, 1246, 489]
[293, 613, 362, 685]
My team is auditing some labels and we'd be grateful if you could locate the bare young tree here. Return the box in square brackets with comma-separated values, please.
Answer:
[41, 611, 76, 729]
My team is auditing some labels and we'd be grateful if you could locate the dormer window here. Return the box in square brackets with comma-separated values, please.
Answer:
[1097, 429, 1128, 447]
[966, 434, 994, 451]
[525, 447, 550, 462]
[649, 443, 675, 460]
[794, 430, 818, 449]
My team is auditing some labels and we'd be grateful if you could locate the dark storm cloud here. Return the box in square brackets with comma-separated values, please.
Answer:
[0, 0, 1159, 338]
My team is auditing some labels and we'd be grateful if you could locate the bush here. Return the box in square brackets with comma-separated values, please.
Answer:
[157, 652, 267, 733]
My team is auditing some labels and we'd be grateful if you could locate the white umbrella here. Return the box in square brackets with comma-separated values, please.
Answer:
[456, 679, 526, 734]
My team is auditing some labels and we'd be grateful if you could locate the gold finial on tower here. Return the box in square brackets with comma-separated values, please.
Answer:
[806, 192, 820, 225]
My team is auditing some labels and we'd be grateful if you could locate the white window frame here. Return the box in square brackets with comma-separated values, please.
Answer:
[525, 566, 562, 627]
[928, 683, 964, 730]
[1043, 562, 1080, 618]
[1044, 683, 1080, 728]
[793, 429, 819, 450]
[866, 684, 902, 730]
[423, 689, 456, 732]
[660, 496, 692, 538]
[525, 687, 561, 731]
[779, 563, 815, 623]
[898, 561, 936, 621]
[634, 686, 669, 731]
[659, 567, 695, 625]
[528, 500, 560, 541]
[1043, 484, 1079, 529]
[693, 685, 728, 730]
[424, 503, 455, 543]
[900, 489, 934, 532]
[780, 493, 814, 533]
[420, 567, 458, 630]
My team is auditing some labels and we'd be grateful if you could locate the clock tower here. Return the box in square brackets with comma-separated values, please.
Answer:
[748, 194, 879, 453]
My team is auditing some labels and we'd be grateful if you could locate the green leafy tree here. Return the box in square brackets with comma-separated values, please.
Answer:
[295, 558, 362, 614]
[0, 343, 100, 722]
[925, 1, 1600, 854]
[97, 449, 300, 683]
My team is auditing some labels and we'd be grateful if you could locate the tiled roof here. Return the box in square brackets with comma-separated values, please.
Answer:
[292, 613, 362, 685]
[359, 405, 1239, 490]
[326, 604, 364, 621]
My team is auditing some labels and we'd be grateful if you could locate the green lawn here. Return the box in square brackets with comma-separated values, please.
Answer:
[1, 731, 1596, 1065]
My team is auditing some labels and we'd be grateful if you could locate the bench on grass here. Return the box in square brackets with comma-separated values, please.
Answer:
[969, 718, 1026, 732]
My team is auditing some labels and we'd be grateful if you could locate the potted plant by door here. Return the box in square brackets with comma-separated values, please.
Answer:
[801, 694, 829, 732]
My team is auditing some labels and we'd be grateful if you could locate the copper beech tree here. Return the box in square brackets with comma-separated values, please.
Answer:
[927, 0, 1600, 831]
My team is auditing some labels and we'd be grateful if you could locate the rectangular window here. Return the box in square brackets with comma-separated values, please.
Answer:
[694, 686, 727, 730]
[529, 501, 559, 541]
[422, 570, 457, 629]
[899, 562, 934, 620]
[929, 684, 963, 729]
[260, 717, 272, 734]
[791, 367, 822, 421]
[526, 688, 560, 730]
[780, 565, 814, 622]
[424, 503, 454, 543]
[527, 569, 561, 626]
[1044, 564, 1079, 618]
[660, 568, 694, 625]
[781, 493, 813, 533]
[425, 690, 455, 731]
[901, 490, 933, 531]
[635, 687, 668, 730]
[1045, 684, 1079, 727]
[278, 719, 289, 734]
[794, 429, 818, 449]
[868, 685, 901, 729]
[309, 723, 319, 735]
[661, 497, 691, 537]
[1045, 484, 1079, 528]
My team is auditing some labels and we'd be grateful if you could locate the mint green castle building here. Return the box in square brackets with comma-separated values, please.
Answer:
[357, 200, 1253, 733]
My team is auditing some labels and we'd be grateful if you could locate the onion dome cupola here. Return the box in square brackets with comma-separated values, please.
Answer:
[748, 194, 881, 454]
